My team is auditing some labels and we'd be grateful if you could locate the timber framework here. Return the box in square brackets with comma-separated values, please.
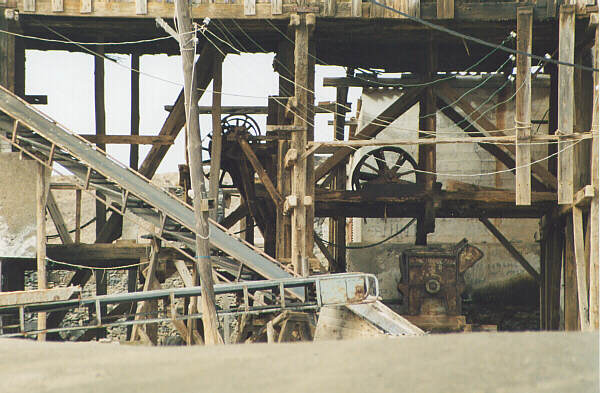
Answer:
[0, 0, 598, 343]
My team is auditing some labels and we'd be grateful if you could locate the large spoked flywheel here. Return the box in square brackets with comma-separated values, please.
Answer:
[351, 146, 418, 191]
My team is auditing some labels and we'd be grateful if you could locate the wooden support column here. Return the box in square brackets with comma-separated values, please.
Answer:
[274, 38, 294, 262]
[209, 54, 224, 221]
[127, 53, 140, 340]
[589, 23, 599, 330]
[47, 192, 74, 245]
[289, 13, 315, 276]
[564, 214, 578, 330]
[130, 52, 140, 171]
[542, 212, 563, 330]
[94, 46, 107, 339]
[174, 0, 222, 345]
[329, 85, 349, 273]
[558, 5, 575, 204]
[0, 11, 24, 97]
[416, 39, 436, 245]
[515, 7, 532, 205]
[36, 163, 48, 341]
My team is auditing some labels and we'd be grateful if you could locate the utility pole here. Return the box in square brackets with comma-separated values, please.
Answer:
[173, 0, 222, 345]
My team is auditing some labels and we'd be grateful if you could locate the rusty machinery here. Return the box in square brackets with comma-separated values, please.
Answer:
[397, 239, 484, 332]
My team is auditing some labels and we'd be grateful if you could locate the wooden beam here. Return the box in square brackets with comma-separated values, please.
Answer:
[435, 84, 557, 191]
[174, 0, 222, 345]
[80, 134, 175, 145]
[417, 39, 437, 245]
[515, 7, 532, 206]
[558, 5, 576, 204]
[564, 213, 578, 330]
[209, 54, 224, 221]
[36, 163, 48, 341]
[573, 207, 590, 330]
[130, 53, 140, 170]
[46, 243, 150, 261]
[46, 191, 74, 245]
[437, 0, 454, 19]
[220, 203, 249, 229]
[130, 238, 159, 343]
[478, 217, 541, 283]
[313, 230, 338, 273]
[315, 86, 423, 182]
[589, 24, 599, 330]
[239, 138, 283, 207]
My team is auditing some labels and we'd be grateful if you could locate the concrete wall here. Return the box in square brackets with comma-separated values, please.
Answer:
[340, 78, 549, 302]
[0, 153, 46, 258]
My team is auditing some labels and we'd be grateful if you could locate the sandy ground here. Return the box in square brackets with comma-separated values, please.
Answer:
[0, 331, 597, 393]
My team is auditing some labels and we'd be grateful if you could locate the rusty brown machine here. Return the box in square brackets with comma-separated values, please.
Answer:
[397, 239, 484, 332]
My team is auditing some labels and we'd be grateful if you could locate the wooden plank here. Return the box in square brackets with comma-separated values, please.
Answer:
[479, 218, 541, 283]
[325, 0, 336, 16]
[46, 191, 74, 245]
[136, 0, 147, 15]
[590, 23, 599, 330]
[220, 203, 249, 229]
[24, 0, 36, 12]
[271, 0, 282, 15]
[239, 138, 283, 207]
[244, 0, 256, 15]
[74, 189, 81, 243]
[416, 39, 436, 245]
[0, 287, 80, 307]
[515, 7, 532, 206]
[351, 0, 361, 17]
[52, 0, 63, 12]
[209, 54, 223, 221]
[130, 53, 140, 170]
[564, 214, 578, 330]
[130, 238, 159, 343]
[36, 163, 48, 341]
[573, 207, 590, 330]
[80, 0, 91, 13]
[435, 84, 557, 191]
[314, 87, 423, 182]
[437, 0, 453, 19]
[558, 5, 575, 204]
[79, 134, 175, 145]
[46, 243, 150, 261]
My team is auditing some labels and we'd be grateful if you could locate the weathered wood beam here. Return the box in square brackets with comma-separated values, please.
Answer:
[80, 134, 174, 145]
[589, 23, 599, 330]
[0, 287, 80, 307]
[36, 163, 48, 341]
[323, 75, 551, 89]
[572, 207, 590, 330]
[220, 203, 249, 229]
[479, 218, 541, 283]
[558, 5, 576, 204]
[315, 86, 423, 182]
[238, 138, 283, 207]
[515, 7, 532, 205]
[130, 238, 159, 344]
[131, 53, 140, 170]
[313, 230, 338, 273]
[46, 243, 150, 262]
[208, 54, 224, 221]
[46, 191, 74, 245]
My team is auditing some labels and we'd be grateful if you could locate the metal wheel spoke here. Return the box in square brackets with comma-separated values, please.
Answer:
[373, 149, 389, 172]
[396, 169, 415, 178]
[393, 153, 407, 170]
[361, 161, 379, 173]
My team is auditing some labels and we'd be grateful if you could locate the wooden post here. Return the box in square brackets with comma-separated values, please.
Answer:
[0, 12, 25, 97]
[564, 214, 578, 330]
[174, 0, 222, 345]
[127, 53, 140, 340]
[130, 53, 140, 171]
[289, 13, 315, 276]
[209, 54, 224, 221]
[515, 7, 532, 205]
[558, 5, 575, 204]
[329, 85, 348, 272]
[589, 23, 599, 330]
[94, 46, 107, 339]
[572, 207, 590, 330]
[416, 39, 436, 245]
[36, 163, 48, 341]
[274, 38, 294, 262]
[75, 189, 82, 243]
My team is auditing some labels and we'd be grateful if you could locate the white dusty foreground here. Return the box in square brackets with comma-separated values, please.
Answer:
[0, 331, 597, 393]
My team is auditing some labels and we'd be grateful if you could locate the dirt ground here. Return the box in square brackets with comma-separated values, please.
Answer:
[0, 331, 597, 393]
